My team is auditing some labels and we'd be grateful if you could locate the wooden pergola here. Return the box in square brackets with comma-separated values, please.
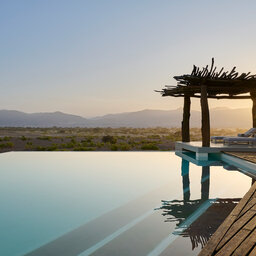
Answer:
[157, 58, 256, 146]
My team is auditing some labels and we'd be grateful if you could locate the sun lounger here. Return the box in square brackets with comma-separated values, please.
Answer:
[223, 136, 256, 145]
[210, 136, 226, 143]
[237, 127, 256, 137]
[211, 128, 256, 143]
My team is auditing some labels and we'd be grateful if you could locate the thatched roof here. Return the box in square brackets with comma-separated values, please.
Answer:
[157, 58, 256, 99]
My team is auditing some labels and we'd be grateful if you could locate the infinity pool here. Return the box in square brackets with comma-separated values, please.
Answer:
[0, 152, 253, 256]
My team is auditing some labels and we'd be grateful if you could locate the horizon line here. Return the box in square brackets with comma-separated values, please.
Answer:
[0, 106, 251, 119]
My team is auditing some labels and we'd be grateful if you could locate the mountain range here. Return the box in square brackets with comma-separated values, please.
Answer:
[0, 108, 251, 128]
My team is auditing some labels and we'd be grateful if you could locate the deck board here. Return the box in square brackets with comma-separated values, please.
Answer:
[249, 245, 256, 255]
[232, 229, 256, 256]
[216, 210, 256, 250]
[238, 197, 256, 218]
[198, 182, 256, 256]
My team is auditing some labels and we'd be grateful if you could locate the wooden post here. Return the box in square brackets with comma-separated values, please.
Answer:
[250, 92, 256, 128]
[200, 84, 210, 147]
[182, 96, 191, 142]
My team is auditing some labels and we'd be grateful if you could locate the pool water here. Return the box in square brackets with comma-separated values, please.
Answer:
[0, 152, 253, 256]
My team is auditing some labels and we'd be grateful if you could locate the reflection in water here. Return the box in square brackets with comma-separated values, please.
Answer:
[158, 159, 240, 250]
[181, 159, 190, 202]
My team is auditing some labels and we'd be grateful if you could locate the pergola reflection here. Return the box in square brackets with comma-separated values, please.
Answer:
[158, 160, 241, 250]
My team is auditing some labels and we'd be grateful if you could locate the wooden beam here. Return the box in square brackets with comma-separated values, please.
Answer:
[201, 84, 210, 147]
[182, 96, 191, 142]
[250, 92, 256, 128]
[163, 94, 251, 100]
[207, 95, 251, 100]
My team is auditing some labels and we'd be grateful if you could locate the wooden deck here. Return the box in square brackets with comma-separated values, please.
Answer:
[199, 182, 256, 256]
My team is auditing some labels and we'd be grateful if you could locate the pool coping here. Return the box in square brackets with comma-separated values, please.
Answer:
[220, 152, 256, 178]
[176, 141, 256, 161]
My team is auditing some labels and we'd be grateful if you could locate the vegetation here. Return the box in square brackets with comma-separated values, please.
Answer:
[0, 127, 247, 152]
[141, 143, 159, 150]
[102, 135, 117, 144]
[0, 142, 13, 149]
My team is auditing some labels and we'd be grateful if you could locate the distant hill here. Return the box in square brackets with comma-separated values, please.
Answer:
[0, 110, 87, 127]
[0, 108, 252, 128]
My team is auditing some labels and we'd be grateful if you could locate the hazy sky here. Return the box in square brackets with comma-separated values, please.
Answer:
[1, 0, 256, 117]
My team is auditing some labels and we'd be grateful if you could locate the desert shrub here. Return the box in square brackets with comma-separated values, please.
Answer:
[74, 147, 94, 151]
[96, 142, 104, 148]
[82, 136, 94, 143]
[20, 136, 27, 141]
[37, 136, 52, 141]
[88, 141, 96, 147]
[46, 144, 58, 151]
[140, 139, 152, 144]
[119, 144, 131, 151]
[35, 146, 46, 151]
[110, 145, 118, 151]
[141, 143, 159, 150]
[25, 142, 33, 149]
[91, 128, 101, 133]
[118, 135, 126, 140]
[81, 141, 88, 147]
[173, 130, 181, 136]
[0, 142, 13, 148]
[65, 142, 75, 148]
[8, 142, 13, 147]
[102, 135, 117, 144]
[147, 134, 161, 139]
[70, 138, 76, 144]
[2, 136, 11, 141]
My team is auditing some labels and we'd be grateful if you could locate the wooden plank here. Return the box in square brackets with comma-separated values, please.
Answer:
[216, 209, 256, 250]
[198, 183, 256, 256]
[232, 229, 256, 256]
[229, 184, 256, 218]
[238, 197, 256, 218]
[250, 203, 256, 212]
[249, 245, 256, 256]
[217, 214, 256, 252]
[215, 229, 250, 256]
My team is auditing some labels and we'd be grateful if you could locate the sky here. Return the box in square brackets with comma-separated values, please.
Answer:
[1, 0, 256, 117]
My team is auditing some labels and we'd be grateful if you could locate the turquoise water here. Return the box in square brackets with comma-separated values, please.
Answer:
[0, 152, 253, 256]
